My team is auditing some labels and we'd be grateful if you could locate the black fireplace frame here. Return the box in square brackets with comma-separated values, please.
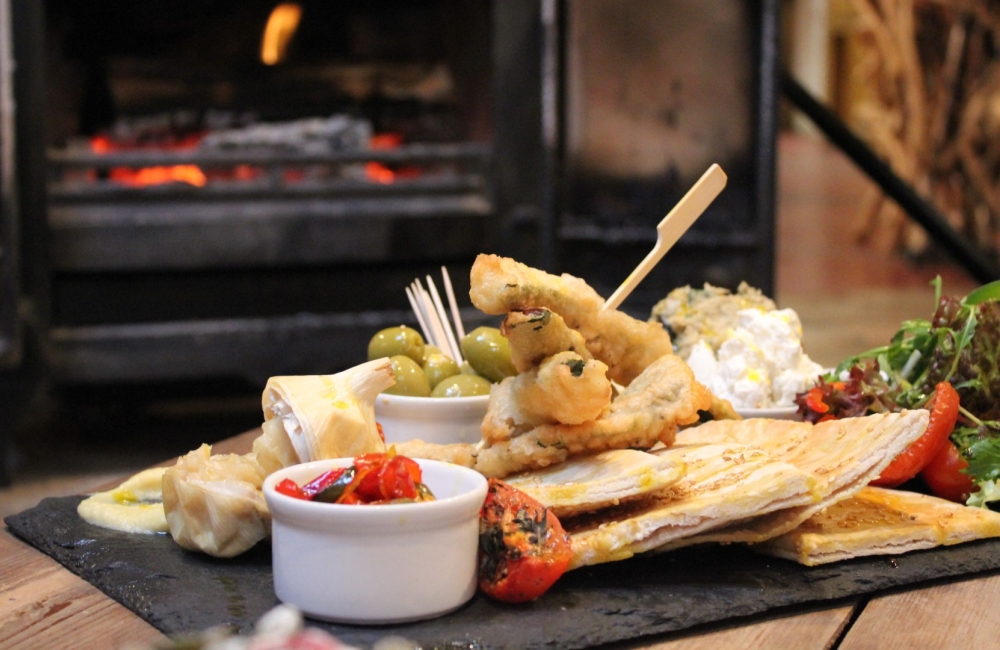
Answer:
[0, 0, 780, 383]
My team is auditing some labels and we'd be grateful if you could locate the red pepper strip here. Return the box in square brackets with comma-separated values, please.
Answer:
[378, 456, 421, 501]
[274, 478, 308, 500]
[356, 459, 389, 502]
[337, 465, 379, 504]
[301, 467, 347, 499]
[804, 387, 830, 414]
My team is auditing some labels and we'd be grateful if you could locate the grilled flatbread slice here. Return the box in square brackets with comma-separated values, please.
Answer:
[566, 443, 819, 569]
[505, 449, 686, 518]
[658, 410, 930, 550]
[757, 486, 1000, 565]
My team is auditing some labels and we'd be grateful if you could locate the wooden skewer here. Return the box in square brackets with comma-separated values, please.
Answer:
[426, 275, 464, 364]
[410, 281, 430, 330]
[441, 266, 466, 340]
[406, 269, 470, 364]
[601, 164, 728, 311]
[405, 286, 432, 344]
[413, 279, 448, 355]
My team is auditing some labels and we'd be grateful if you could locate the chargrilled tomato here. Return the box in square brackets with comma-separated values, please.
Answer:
[871, 382, 961, 488]
[478, 479, 572, 603]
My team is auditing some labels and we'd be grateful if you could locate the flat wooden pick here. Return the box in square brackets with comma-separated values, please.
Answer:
[601, 163, 728, 311]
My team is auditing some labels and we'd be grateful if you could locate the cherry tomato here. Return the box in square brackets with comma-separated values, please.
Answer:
[921, 440, 976, 503]
[478, 479, 572, 603]
[871, 382, 961, 487]
[274, 478, 308, 500]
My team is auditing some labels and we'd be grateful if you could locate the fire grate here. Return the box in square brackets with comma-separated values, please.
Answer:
[47, 138, 491, 272]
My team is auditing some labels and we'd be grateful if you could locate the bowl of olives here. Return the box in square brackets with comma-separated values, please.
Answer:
[368, 325, 517, 445]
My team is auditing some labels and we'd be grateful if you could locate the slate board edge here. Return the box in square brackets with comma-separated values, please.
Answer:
[8, 496, 1000, 650]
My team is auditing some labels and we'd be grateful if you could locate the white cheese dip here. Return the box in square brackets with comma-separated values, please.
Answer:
[686, 308, 823, 409]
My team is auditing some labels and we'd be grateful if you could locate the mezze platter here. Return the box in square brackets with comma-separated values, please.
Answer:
[8, 495, 1000, 650]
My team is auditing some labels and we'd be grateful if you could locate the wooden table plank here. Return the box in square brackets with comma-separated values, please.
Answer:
[839, 573, 1000, 650]
[0, 529, 165, 649]
[0, 431, 261, 649]
[645, 606, 856, 650]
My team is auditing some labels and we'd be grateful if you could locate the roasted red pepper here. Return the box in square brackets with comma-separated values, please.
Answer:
[274, 449, 435, 505]
[274, 478, 308, 500]
[301, 467, 348, 499]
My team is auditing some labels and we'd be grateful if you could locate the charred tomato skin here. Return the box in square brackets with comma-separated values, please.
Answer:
[477, 479, 572, 603]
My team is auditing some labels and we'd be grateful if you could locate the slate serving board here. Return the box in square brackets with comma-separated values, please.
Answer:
[8, 496, 1000, 650]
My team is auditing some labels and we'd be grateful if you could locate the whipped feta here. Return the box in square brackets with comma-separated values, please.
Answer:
[685, 308, 823, 409]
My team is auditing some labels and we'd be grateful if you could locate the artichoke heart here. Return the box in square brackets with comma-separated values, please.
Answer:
[162, 444, 270, 558]
[261, 357, 395, 463]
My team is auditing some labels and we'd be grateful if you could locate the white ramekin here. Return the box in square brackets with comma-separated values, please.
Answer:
[735, 405, 802, 420]
[262, 458, 487, 624]
[374, 393, 489, 445]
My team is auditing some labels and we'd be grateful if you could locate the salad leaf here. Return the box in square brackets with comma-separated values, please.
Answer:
[794, 361, 899, 423]
[923, 299, 1000, 420]
[798, 276, 1000, 507]
[951, 422, 1000, 485]
[961, 278, 1000, 306]
[967, 479, 1000, 509]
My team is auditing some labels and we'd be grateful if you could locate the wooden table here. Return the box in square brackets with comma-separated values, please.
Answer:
[3, 429, 1000, 650]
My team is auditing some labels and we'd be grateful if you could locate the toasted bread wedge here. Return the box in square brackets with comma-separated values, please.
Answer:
[660, 410, 930, 549]
[757, 486, 1000, 565]
[566, 443, 819, 569]
[505, 449, 686, 518]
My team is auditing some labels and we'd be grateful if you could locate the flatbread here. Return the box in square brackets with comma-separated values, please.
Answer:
[566, 443, 819, 569]
[504, 449, 686, 517]
[659, 410, 931, 549]
[757, 486, 1000, 565]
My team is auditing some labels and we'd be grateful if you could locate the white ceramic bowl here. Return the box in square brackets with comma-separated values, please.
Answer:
[263, 458, 487, 625]
[735, 405, 802, 420]
[374, 393, 489, 445]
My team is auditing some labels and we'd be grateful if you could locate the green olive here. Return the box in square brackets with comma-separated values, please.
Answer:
[460, 326, 517, 383]
[459, 361, 478, 375]
[422, 352, 460, 389]
[422, 344, 443, 362]
[431, 374, 493, 397]
[368, 326, 424, 364]
[384, 355, 431, 397]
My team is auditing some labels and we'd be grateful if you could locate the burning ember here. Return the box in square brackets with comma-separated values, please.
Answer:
[110, 166, 207, 188]
[365, 133, 402, 184]
[90, 133, 208, 188]
[87, 129, 414, 188]
[365, 133, 421, 184]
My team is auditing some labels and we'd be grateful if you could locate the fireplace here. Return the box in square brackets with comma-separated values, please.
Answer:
[4, 0, 779, 388]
